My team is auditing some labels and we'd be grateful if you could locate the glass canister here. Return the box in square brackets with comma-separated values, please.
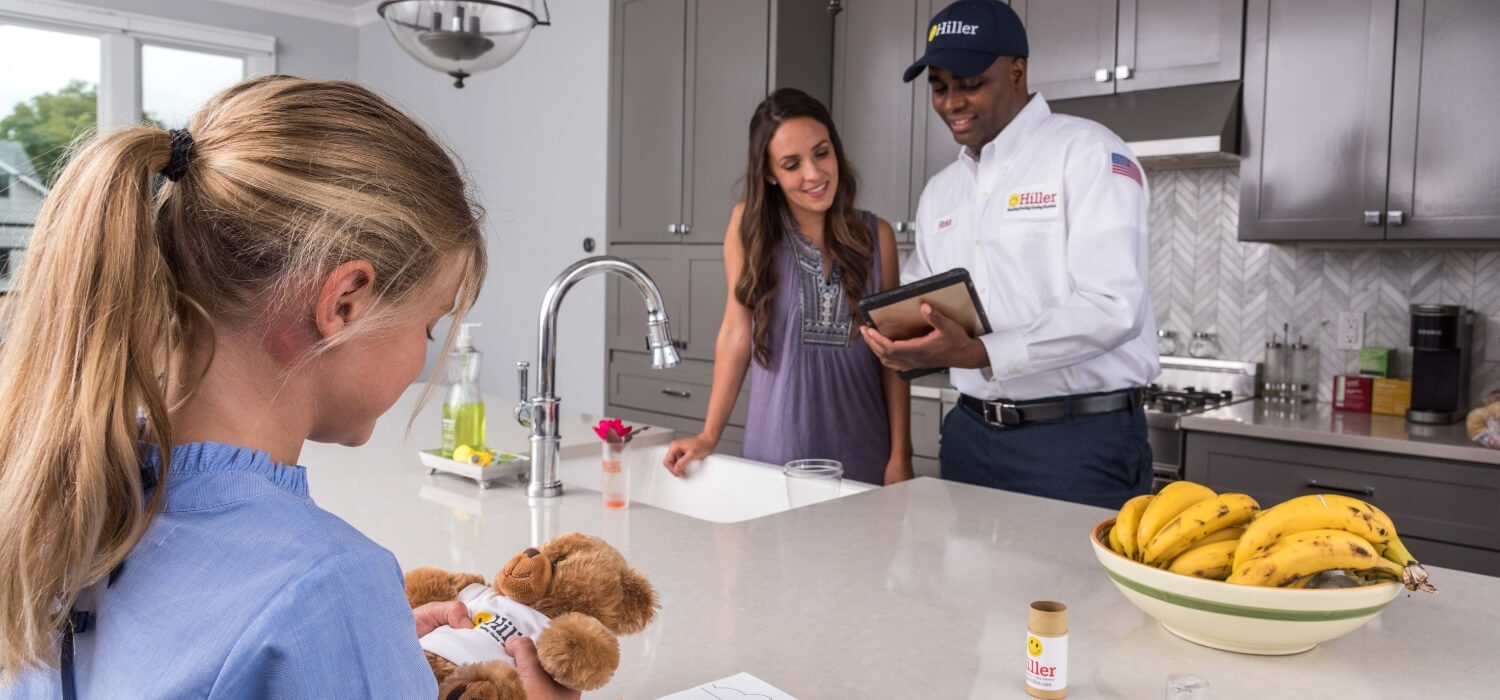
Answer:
[1188, 332, 1220, 359]
[1157, 330, 1181, 356]
[1262, 339, 1285, 401]
[1289, 342, 1312, 403]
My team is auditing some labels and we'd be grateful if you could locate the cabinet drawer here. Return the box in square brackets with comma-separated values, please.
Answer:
[911, 396, 943, 459]
[608, 351, 747, 425]
[1184, 432, 1500, 557]
[606, 404, 745, 454]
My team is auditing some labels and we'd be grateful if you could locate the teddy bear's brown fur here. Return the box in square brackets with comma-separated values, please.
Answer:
[405, 532, 658, 699]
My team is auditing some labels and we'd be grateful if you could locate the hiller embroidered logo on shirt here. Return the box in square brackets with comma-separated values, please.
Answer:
[929, 20, 979, 41]
[1007, 191, 1058, 212]
[938, 216, 955, 230]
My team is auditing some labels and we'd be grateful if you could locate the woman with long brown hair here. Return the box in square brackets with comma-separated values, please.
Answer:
[662, 88, 911, 485]
[0, 76, 574, 699]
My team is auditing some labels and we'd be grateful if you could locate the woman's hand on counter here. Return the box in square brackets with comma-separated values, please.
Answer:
[663, 433, 717, 476]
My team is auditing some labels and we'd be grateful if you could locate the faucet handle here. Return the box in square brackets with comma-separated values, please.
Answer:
[514, 361, 532, 427]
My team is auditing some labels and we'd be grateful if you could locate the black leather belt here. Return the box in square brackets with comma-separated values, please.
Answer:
[961, 388, 1141, 428]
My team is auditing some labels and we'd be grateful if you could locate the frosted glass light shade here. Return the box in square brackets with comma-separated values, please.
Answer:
[378, 1, 548, 88]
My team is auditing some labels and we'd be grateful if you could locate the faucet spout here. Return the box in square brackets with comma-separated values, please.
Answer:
[522, 256, 680, 498]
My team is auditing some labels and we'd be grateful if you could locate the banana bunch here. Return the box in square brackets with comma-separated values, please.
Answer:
[1106, 481, 1260, 578]
[1104, 484, 1439, 593]
[1227, 493, 1437, 593]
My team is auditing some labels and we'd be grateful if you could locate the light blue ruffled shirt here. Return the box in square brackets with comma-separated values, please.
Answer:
[4, 442, 436, 699]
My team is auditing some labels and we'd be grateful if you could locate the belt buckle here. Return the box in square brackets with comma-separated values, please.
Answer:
[984, 401, 1021, 427]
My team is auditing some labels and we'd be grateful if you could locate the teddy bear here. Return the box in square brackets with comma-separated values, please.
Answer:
[1466, 390, 1500, 450]
[404, 532, 658, 699]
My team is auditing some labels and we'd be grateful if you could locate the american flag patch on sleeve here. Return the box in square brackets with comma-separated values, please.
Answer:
[1110, 152, 1143, 187]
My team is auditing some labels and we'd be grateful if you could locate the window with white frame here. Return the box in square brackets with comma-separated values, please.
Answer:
[0, 0, 275, 290]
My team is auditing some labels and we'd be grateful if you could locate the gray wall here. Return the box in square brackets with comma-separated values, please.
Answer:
[357, 3, 612, 413]
[65, 0, 358, 78]
[1147, 166, 1500, 404]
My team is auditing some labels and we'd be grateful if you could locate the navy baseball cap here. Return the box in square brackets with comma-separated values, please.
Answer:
[902, 0, 1029, 83]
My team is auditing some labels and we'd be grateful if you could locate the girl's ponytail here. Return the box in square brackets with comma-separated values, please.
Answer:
[0, 126, 179, 675]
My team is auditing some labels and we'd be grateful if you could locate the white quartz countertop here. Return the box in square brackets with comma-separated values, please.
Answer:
[300, 385, 1500, 698]
[1181, 399, 1500, 466]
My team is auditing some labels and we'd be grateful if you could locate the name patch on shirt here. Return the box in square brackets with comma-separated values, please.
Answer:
[933, 210, 959, 233]
[1005, 185, 1062, 220]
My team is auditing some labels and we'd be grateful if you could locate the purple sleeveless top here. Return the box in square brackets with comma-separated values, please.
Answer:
[742, 210, 891, 485]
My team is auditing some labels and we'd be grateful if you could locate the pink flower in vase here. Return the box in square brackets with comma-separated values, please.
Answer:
[593, 418, 636, 444]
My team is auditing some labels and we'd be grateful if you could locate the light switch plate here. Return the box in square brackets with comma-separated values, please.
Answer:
[1486, 316, 1500, 363]
[1336, 312, 1363, 350]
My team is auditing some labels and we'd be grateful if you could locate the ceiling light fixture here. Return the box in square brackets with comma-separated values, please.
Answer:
[377, 1, 552, 88]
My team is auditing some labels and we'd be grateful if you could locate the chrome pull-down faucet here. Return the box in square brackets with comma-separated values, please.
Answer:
[518, 256, 680, 498]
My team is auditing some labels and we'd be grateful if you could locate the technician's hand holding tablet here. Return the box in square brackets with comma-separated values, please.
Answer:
[859, 268, 992, 379]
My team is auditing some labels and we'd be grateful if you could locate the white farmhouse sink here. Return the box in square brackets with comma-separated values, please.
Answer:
[555, 444, 875, 523]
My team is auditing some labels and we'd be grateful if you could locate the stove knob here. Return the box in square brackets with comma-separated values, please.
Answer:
[1183, 386, 1197, 394]
[1219, 390, 1233, 400]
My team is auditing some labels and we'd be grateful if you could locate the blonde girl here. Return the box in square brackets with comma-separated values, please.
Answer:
[0, 76, 573, 699]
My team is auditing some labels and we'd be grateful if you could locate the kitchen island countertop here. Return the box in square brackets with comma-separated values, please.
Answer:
[300, 385, 1500, 698]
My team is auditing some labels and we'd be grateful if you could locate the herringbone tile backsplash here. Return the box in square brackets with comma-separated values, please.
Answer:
[1146, 167, 1500, 404]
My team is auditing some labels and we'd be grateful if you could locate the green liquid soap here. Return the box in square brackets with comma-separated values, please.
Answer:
[440, 402, 486, 458]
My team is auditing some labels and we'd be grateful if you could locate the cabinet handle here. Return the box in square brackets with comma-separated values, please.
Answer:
[1304, 478, 1374, 497]
[1094, 68, 1111, 82]
[1363, 210, 1382, 226]
[668, 224, 681, 234]
[661, 388, 692, 398]
[681, 223, 691, 235]
[1114, 64, 1133, 80]
[894, 221, 907, 233]
[672, 339, 687, 350]
[1387, 210, 1405, 226]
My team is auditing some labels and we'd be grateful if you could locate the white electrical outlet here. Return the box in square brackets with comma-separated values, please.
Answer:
[1336, 312, 1364, 350]
[1486, 316, 1500, 363]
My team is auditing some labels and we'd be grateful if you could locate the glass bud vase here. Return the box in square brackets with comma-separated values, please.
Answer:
[601, 441, 630, 509]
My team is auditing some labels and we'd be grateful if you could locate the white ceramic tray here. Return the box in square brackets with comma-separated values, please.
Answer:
[418, 448, 527, 489]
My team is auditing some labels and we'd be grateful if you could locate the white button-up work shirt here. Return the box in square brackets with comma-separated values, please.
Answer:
[903, 94, 1159, 401]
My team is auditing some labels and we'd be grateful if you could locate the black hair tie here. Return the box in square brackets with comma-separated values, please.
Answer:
[162, 128, 195, 182]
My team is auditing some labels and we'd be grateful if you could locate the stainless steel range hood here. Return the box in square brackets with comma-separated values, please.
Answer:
[1047, 81, 1242, 169]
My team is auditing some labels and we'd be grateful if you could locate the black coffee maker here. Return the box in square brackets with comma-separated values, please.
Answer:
[1407, 304, 1473, 424]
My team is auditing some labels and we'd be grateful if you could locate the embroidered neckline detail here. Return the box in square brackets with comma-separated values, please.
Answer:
[786, 213, 853, 348]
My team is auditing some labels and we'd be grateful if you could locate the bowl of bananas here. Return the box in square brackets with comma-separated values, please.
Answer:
[1091, 481, 1437, 655]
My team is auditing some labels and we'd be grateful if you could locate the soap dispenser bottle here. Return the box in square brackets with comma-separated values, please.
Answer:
[440, 322, 485, 458]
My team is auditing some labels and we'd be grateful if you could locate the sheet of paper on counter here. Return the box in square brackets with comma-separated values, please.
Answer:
[656, 671, 798, 700]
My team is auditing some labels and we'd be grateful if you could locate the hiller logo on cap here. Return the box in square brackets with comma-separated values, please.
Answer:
[929, 20, 980, 42]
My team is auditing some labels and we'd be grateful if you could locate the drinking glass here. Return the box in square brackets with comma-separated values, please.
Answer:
[784, 459, 843, 508]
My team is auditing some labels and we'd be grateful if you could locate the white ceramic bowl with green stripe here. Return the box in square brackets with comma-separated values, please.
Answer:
[1090, 519, 1402, 655]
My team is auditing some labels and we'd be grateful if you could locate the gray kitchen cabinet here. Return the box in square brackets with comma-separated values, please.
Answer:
[1385, 0, 1500, 240]
[1184, 431, 1500, 577]
[1239, 0, 1396, 242]
[609, 0, 772, 245]
[607, 349, 749, 453]
[831, 0, 954, 242]
[1011, 0, 1117, 100]
[911, 396, 943, 460]
[606, 243, 725, 362]
[612, 0, 688, 244]
[607, 1, 830, 428]
[1013, 0, 1242, 100]
[1241, 0, 1500, 242]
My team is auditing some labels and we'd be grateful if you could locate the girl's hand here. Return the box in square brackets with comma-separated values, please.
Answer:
[506, 636, 582, 700]
[662, 433, 717, 477]
[413, 600, 471, 637]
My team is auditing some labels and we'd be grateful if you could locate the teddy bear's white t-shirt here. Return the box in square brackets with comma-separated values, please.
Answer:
[419, 583, 552, 666]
